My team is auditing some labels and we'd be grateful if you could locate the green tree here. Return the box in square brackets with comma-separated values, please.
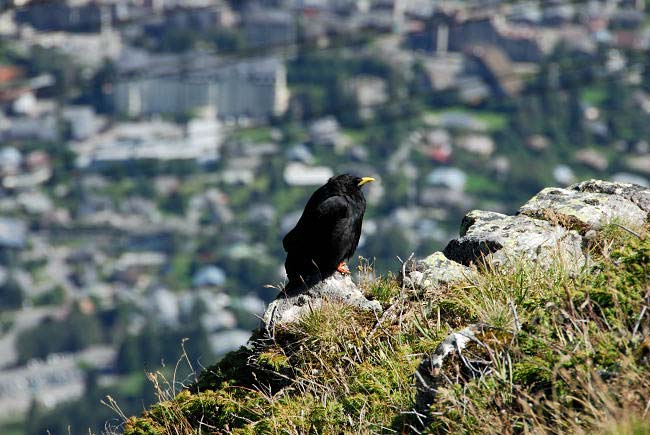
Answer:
[160, 190, 187, 216]
[16, 304, 103, 363]
[116, 335, 141, 374]
[0, 276, 22, 309]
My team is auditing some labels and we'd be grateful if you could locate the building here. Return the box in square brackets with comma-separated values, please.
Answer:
[465, 44, 523, 97]
[0, 113, 59, 142]
[217, 58, 290, 120]
[243, 7, 296, 49]
[283, 162, 333, 186]
[417, 53, 466, 91]
[113, 54, 289, 121]
[15, 0, 103, 32]
[62, 106, 103, 140]
[0, 346, 115, 417]
[409, 8, 544, 63]
[363, 0, 406, 32]
[346, 75, 388, 119]
[73, 115, 223, 170]
[21, 28, 122, 68]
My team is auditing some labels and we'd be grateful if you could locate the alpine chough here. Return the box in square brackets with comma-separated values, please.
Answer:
[283, 174, 375, 288]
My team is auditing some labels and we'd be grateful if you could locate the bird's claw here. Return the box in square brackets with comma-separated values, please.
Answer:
[337, 262, 350, 275]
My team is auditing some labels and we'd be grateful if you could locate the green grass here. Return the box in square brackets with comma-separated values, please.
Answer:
[163, 252, 193, 290]
[472, 111, 508, 131]
[0, 419, 26, 435]
[424, 107, 508, 132]
[464, 173, 503, 196]
[343, 128, 370, 145]
[582, 87, 607, 106]
[117, 224, 650, 435]
[231, 127, 273, 143]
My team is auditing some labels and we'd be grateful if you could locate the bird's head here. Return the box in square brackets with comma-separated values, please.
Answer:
[329, 174, 375, 192]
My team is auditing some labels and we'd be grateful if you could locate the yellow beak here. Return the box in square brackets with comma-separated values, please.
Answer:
[357, 177, 375, 187]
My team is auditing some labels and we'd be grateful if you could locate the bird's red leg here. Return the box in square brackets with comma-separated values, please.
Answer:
[337, 262, 350, 275]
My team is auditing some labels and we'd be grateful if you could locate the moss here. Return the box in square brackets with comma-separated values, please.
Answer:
[513, 356, 553, 389]
[123, 416, 164, 435]
[257, 347, 290, 371]
[192, 345, 255, 391]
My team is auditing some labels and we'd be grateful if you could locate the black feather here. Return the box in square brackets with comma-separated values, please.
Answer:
[283, 174, 370, 288]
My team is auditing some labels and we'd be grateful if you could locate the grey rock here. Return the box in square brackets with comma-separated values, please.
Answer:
[443, 210, 585, 269]
[403, 252, 474, 290]
[569, 179, 650, 215]
[519, 187, 647, 231]
[414, 324, 491, 416]
[262, 273, 382, 330]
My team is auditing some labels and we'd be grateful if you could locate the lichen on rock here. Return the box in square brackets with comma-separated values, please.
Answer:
[569, 179, 650, 214]
[414, 324, 512, 416]
[262, 273, 382, 331]
[402, 251, 475, 291]
[443, 210, 585, 269]
[520, 186, 647, 232]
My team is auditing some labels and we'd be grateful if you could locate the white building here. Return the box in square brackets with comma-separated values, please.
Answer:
[19, 27, 122, 68]
[114, 54, 289, 121]
[73, 115, 223, 169]
[283, 162, 334, 186]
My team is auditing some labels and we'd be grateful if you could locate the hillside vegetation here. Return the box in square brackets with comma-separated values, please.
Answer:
[117, 222, 649, 434]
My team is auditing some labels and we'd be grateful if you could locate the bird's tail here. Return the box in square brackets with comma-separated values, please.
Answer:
[285, 254, 323, 291]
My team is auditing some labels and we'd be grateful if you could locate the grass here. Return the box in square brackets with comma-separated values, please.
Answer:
[582, 87, 607, 106]
[343, 128, 370, 145]
[115, 223, 649, 434]
[464, 173, 505, 197]
[163, 252, 193, 290]
[472, 111, 508, 131]
[231, 127, 273, 144]
[424, 107, 508, 132]
[0, 419, 26, 435]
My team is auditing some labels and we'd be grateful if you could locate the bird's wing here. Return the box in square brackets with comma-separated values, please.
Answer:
[314, 195, 349, 223]
[282, 195, 349, 252]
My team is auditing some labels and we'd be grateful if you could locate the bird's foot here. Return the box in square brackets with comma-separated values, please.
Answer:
[337, 262, 350, 275]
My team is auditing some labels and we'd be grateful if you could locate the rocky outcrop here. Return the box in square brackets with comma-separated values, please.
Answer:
[413, 179, 649, 420]
[437, 180, 649, 271]
[519, 187, 647, 232]
[262, 273, 382, 331]
[569, 179, 650, 214]
[403, 251, 475, 290]
[442, 210, 585, 269]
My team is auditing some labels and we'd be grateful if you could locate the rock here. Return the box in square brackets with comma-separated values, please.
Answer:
[519, 187, 647, 232]
[403, 252, 475, 290]
[415, 324, 505, 415]
[262, 273, 382, 331]
[442, 210, 585, 269]
[414, 325, 479, 412]
[569, 179, 650, 215]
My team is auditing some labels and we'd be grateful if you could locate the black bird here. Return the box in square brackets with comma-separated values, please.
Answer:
[283, 174, 375, 289]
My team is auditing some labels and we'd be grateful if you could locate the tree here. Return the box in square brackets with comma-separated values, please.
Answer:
[0, 276, 22, 309]
[160, 190, 187, 216]
[90, 60, 116, 113]
[16, 304, 103, 363]
[116, 335, 141, 374]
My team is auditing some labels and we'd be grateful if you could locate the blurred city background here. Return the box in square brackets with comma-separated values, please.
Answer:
[0, 0, 648, 433]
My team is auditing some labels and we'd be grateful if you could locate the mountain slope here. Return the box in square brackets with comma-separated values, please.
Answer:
[118, 181, 650, 434]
